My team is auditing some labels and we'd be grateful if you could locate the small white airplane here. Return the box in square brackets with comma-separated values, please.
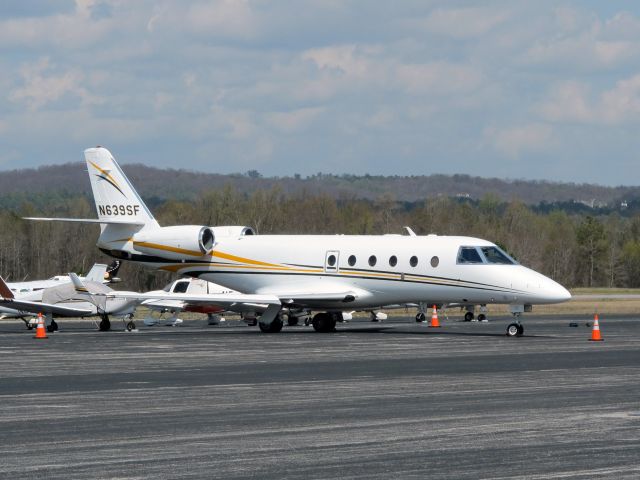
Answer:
[26, 147, 571, 336]
[68, 273, 282, 331]
[0, 265, 134, 332]
[4, 261, 120, 296]
[140, 277, 244, 327]
[0, 262, 120, 329]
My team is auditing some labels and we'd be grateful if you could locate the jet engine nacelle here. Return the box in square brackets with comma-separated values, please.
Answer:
[133, 226, 215, 259]
[211, 226, 255, 237]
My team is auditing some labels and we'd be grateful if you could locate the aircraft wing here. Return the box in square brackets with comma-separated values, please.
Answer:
[256, 286, 372, 306]
[0, 275, 94, 317]
[0, 298, 94, 317]
[107, 291, 281, 312]
[141, 299, 188, 311]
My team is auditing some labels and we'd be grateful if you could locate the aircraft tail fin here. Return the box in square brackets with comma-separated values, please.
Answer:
[84, 264, 108, 283]
[0, 276, 15, 299]
[84, 147, 159, 231]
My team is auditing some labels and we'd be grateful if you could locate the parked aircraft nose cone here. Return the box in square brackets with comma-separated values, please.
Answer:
[541, 277, 572, 304]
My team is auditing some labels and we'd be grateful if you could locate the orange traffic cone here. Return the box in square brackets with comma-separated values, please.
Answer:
[429, 305, 441, 328]
[34, 313, 48, 340]
[589, 314, 603, 341]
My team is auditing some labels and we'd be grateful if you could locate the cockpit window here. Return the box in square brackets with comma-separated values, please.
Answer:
[173, 281, 190, 293]
[457, 247, 484, 264]
[481, 246, 517, 265]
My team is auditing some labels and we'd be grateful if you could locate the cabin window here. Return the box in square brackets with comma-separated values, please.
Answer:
[481, 246, 517, 265]
[457, 246, 483, 264]
[348, 255, 356, 266]
[389, 255, 397, 267]
[431, 256, 439, 267]
[327, 254, 337, 267]
[368, 255, 377, 267]
[410, 256, 418, 267]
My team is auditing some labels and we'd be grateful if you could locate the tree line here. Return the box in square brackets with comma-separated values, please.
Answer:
[0, 187, 638, 291]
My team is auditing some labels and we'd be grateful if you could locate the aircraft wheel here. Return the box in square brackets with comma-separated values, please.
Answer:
[287, 317, 299, 326]
[126, 321, 136, 332]
[477, 314, 487, 322]
[506, 323, 521, 337]
[27, 324, 34, 330]
[259, 318, 283, 333]
[517, 324, 524, 336]
[464, 312, 474, 322]
[47, 324, 55, 333]
[415, 312, 426, 323]
[99, 318, 111, 332]
[312, 313, 336, 333]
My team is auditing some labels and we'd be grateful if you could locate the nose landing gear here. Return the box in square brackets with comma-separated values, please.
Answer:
[506, 322, 524, 337]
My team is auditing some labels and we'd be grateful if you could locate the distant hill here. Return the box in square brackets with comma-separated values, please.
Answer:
[0, 162, 637, 211]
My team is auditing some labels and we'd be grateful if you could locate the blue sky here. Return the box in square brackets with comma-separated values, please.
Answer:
[1, 1, 640, 185]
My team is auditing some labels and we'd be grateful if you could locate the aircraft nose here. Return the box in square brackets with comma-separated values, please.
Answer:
[542, 277, 572, 303]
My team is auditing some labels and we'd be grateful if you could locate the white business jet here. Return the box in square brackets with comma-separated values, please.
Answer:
[26, 147, 571, 336]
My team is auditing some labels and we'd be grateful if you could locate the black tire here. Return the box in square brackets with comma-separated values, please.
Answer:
[47, 324, 55, 333]
[464, 311, 474, 322]
[99, 318, 111, 332]
[477, 314, 487, 322]
[287, 317, 299, 326]
[506, 323, 520, 337]
[126, 321, 136, 332]
[312, 313, 336, 333]
[416, 312, 426, 323]
[517, 324, 524, 336]
[259, 319, 283, 333]
[27, 324, 34, 330]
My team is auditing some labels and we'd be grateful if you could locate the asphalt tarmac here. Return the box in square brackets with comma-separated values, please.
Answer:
[0, 315, 639, 479]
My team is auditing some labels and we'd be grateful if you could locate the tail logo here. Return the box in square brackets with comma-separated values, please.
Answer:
[89, 161, 127, 198]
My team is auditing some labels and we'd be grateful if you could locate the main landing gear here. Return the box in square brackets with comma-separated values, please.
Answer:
[463, 305, 488, 322]
[258, 315, 284, 333]
[99, 314, 111, 332]
[47, 319, 59, 333]
[312, 312, 339, 333]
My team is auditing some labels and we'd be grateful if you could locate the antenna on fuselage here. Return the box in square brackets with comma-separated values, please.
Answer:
[404, 226, 417, 237]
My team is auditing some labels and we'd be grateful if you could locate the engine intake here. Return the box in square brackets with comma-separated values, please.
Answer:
[133, 226, 215, 260]
[211, 226, 256, 237]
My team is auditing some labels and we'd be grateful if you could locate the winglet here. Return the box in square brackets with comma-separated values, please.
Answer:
[0, 276, 14, 299]
[404, 226, 417, 237]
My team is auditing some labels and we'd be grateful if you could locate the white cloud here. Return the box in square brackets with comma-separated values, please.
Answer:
[8, 58, 103, 110]
[485, 123, 554, 158]
[267, 107, 324, 133]
[183, 0, 257, 39]
[395, 62, 484, 95]
[420, 7, 510, 39]
[2, 1, 640, 183]
[537, 75, 640, 125]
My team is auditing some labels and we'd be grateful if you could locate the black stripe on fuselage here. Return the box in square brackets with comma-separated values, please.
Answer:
[101, 250, 526, 295]
[184, 269, 525, 295]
